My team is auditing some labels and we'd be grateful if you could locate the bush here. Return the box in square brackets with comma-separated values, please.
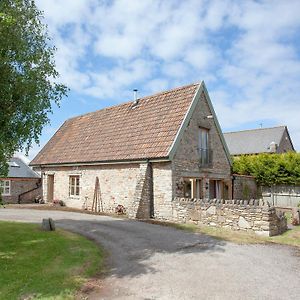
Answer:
[233, 152, 300, 186]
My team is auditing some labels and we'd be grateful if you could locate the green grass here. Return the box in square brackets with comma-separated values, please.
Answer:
[144, 220, 300, 247]
[0, 221, 104, 300]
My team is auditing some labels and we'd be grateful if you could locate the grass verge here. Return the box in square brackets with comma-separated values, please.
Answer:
[144, 219, 300, 247]
[0, 221, 104, 300]
[5, 203, 127, 219]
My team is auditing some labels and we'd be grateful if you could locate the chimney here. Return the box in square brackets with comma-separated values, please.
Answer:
[132, 89, 139, 107]
[269, 141, 277, 153]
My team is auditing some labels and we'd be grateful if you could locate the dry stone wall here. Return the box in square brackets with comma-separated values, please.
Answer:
[169, 197, 287, 236]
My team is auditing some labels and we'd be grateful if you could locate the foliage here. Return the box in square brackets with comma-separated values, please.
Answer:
[0, 221, 103, 299]
[0, 0, 68, 176]
[232, 152, 300, 186]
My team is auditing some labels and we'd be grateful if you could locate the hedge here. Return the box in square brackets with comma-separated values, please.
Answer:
[232, 152, 300, 186]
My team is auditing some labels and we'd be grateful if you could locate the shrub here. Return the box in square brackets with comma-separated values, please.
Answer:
[233, 152, 300, 186]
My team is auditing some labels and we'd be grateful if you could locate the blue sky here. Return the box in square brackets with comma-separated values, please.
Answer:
[20, 0, 300, 161]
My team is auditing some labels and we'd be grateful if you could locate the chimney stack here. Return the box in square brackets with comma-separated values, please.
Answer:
[269, 141, 277, 153]
[133, 89, 138, 106]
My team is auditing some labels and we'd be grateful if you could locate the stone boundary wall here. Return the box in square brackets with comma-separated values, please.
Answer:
[233, 174, 259, 200]
[169, 197, 287, 236]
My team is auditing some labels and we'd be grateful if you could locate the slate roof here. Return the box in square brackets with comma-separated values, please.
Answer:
[8, 157, 40, 178]
[31, 83, 200, 166]
[223, 126, 289, 155]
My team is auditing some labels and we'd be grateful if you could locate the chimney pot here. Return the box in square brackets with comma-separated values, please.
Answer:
[133, 89, 138, 102]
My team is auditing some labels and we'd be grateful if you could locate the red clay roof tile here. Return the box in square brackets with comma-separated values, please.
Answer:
[31, 83, 199, 165]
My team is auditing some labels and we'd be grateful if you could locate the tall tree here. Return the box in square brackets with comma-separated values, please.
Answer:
[0, 0, 68, 176]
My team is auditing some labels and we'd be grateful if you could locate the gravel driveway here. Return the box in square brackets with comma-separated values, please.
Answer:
[0, 208, 299, 300]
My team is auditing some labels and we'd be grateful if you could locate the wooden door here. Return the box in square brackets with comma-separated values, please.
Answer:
[47, 175, 54, 202]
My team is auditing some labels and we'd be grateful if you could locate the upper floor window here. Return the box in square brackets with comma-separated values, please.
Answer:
[0, 180, 11, 196]
[199, 127, 209, 150]
[69, 176, 80, 196]
[198, 127, 212, 166]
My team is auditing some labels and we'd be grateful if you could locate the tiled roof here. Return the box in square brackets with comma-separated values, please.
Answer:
[223, 126, 287, 155]
[8, 157, 40, 178]
[31, 83, 200, 165]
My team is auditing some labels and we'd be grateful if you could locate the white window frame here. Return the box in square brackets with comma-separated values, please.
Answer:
[0, 180, 11, 196]
[69, 175, 80, 197]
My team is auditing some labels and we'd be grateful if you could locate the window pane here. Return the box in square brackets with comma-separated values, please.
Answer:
[69, 176, 80, 196]
[184, 180, 192, 198]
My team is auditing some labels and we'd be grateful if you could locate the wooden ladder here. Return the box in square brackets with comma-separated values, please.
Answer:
[92, 176, 103, 213]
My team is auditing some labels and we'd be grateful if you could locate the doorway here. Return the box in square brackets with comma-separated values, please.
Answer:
[209, 180, 223, 199]
[47, 175, 54, 203]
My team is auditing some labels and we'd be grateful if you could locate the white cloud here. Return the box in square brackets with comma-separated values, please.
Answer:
[33, 0, 300, 150]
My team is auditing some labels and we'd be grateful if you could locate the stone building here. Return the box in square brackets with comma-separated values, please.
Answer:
[30, 81, 232, 219]
[0, 157, 41, 204]
[223, 126, 294, 156]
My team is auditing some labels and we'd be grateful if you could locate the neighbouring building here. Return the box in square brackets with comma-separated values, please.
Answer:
[30, 81, 233, 219]
[0, 157, 41, 204]
[223, 126, 294, 156]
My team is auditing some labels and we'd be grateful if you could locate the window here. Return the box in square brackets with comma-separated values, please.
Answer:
[183, 179, 192, 198]
[0, 180, 11, 196]
[198, 127, 212, 166]
[199, 127, 209, 150]
[183, 178, 203, 198]
[69, 176, 80, 196]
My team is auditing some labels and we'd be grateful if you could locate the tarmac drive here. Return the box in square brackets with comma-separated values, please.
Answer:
[0, 208, 300, 300]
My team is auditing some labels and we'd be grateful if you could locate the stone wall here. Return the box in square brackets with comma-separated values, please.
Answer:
[41, 162, 170, 219]
[152, 162, 173, 219]
[19, 184, 42, 204]
[169, 197, 287, 236]
[172, 91, 232, 201]
[129, 163, 153, 219]
[1, 178, 41, 204]
[233, 174, 259, 200]
[42, 164, 141, 213]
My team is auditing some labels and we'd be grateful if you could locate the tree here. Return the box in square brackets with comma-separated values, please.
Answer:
[0, 0, 68, 177]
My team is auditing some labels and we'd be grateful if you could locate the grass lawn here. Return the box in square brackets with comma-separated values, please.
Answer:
[0, 221, 104, 300]
[145, 220, 300, 247]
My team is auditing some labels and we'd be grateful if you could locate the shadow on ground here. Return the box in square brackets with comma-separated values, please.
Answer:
[56, 218, 226, 279]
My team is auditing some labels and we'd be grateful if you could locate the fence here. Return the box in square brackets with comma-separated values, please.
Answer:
[262, 185, 300, 208]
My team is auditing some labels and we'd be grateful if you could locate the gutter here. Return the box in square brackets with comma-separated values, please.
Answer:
[31, 157, 171, 168]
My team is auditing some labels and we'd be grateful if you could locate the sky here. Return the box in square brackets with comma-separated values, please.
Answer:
[19, 0, 300, 162]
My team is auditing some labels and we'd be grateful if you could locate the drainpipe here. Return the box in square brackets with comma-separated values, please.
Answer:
[232, 175, 235, 200]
